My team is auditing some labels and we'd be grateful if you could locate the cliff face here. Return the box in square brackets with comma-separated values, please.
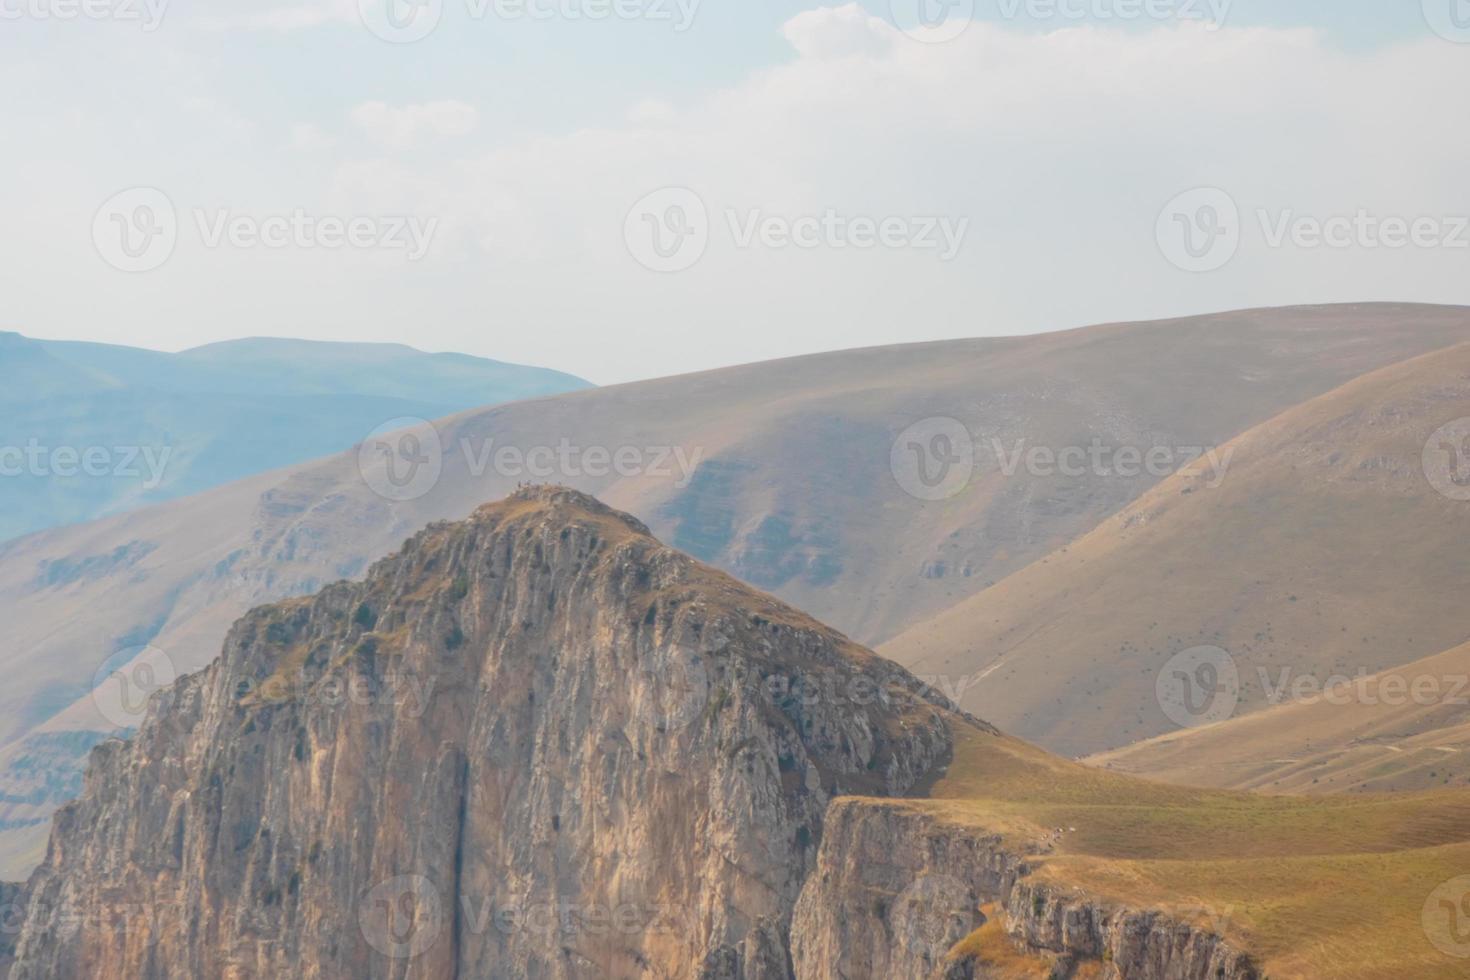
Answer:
[0, 880, 24, 976]
[6, 488, 957, 980]
[4, 488, 1257, 980]
[789, 800, 1258, 980]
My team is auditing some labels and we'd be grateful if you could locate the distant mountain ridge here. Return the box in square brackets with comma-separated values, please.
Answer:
[883, 339, 1470, 757]
[3, 304, 1470, 881]
[0, 333, 590, 540]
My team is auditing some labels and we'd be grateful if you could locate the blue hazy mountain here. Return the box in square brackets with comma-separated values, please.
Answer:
[0, 332, 590, 541]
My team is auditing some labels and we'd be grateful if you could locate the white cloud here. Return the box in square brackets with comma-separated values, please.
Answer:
[350, 101, 481, 149]
[627, 99, 678, 127]
[200, 0, 356, 32]
[780, 3, 897, 58]
[289, 123, 337, 152]
[4, 8, 1470, 384]
[315, 16, 1470, 380]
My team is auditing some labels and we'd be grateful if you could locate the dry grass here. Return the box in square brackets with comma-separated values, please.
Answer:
[884, 341, 1470, 758]
[948, 906, 1056, 978]
[911, 725, 1470, 979]
[1089, 639, 1470, 795]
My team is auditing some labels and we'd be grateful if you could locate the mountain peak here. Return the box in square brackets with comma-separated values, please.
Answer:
[484, 483, 654, 537]
[8, 490, 961, 978]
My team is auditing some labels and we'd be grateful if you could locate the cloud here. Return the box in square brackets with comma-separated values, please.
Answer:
[200, 0, 356, 32]
[780, 3, 897, 58]
[289, 123, 337, 152]
[627, 99, 678, 127]
[314, 14, 1470, 380]
[4, 7, 1470, 384]
[349, 101, 481, 149]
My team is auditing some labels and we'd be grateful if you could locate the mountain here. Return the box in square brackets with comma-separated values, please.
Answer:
[1088, 638, 1470, 794]
[6, 489, 1467, 979]
[6, 488, 961, 979]
[883, 340, 1470, 757]
[3, 304, 1470, 881]
[0, 333, 590, 541]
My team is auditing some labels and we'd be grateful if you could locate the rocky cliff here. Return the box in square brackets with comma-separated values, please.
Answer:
[4, 488, 1258, 979]
[5, 488, 958, 979]
[790, 800, 1258, 980]
[0, 881, 24, 976]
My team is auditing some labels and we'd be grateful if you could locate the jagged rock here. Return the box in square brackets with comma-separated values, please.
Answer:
[1, 880, 26, 977]
[6, 488, 955, 980]
[5, 488, 1261, 980]
[790, 800, 1258, 980]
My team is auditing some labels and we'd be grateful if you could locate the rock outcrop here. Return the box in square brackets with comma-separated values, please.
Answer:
[0, 881, 25, 976]
[789, 799, 1258, 980]
[6, 488, 957, 980]
[4, 488, 1260, 979]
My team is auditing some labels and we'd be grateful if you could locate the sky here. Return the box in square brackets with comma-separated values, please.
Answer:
[2, 0, 1468, 384]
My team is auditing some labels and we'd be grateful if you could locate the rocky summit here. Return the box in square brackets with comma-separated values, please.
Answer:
[2, 487, 964, 979]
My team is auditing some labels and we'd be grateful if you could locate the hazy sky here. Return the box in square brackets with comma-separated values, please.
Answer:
[2, 0, 1468, 384]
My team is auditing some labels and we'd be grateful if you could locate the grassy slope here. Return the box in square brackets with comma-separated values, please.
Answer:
[907, 724, 1470, 979]
[1087, 639, 1470, 794]
[884, 340, 1470, 757]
